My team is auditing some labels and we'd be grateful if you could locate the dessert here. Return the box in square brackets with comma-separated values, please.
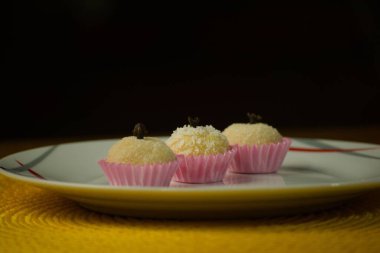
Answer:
[166, 117, 236, 183]
[223, 113, 291, 173]
[98, 123, 179, 186]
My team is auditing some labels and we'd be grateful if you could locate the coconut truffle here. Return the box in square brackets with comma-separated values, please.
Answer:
[107, 136, 176, 165]
[223, 123, 282, 146]
[166, 125, 229, 156]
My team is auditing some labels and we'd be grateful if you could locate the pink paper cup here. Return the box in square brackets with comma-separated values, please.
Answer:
[228, 137, 291, 174]
[173, 148, 237, 183]
[98, 160, 179, 187]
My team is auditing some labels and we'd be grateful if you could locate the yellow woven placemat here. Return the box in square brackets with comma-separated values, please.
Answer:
[1, 175, 379, 253]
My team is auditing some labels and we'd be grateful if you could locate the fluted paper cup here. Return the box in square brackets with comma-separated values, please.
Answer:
[98, 160, 179, 187]
[228, 137, 291, 174]
[173, 148, 236, 183]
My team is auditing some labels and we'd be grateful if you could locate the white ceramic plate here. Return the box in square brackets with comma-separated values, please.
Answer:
[0, 137, 379, 219]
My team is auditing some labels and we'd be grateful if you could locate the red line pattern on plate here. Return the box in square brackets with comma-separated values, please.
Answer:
[15, 160, 45, 179]
[289, 147, 380, 153]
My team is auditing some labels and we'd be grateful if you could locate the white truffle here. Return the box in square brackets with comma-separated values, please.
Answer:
[166, 125, 229, 156]
[107, 136, 176, 165]
[223, 123, 282, 145]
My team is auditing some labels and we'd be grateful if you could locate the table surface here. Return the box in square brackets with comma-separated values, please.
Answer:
[1, 126, 380, 253]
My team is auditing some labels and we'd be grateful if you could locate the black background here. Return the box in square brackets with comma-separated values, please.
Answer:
[6, 1, 380, 139]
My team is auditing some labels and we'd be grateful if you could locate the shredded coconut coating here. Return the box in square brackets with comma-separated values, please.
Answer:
[223, 123, 282, 145]
[166, 125, 229, 156]
[107, 136, 176, 165]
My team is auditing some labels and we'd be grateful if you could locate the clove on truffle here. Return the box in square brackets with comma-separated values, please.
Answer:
[187, 116, 200, 127]
[132, 123, 148, 139]
[247, 112, 262, 124]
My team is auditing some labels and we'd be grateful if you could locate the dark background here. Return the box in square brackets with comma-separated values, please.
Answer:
[6, 1, 380, 139]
